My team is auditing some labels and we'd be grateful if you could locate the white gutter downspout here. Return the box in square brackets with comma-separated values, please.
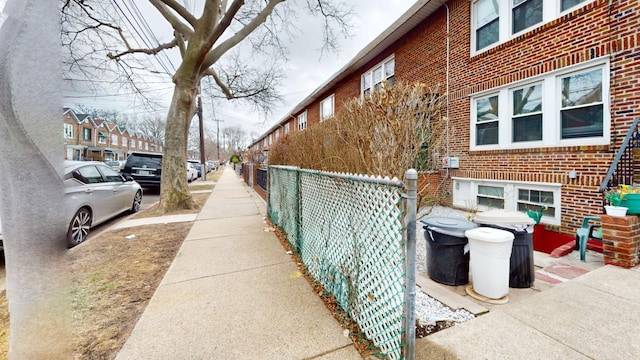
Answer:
[444, 3, 450, 177]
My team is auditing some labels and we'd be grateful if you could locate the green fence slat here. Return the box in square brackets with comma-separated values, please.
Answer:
[269, 166, 407, 359]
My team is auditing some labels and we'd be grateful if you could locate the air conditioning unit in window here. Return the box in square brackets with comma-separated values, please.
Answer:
[442, 156, 459, 169]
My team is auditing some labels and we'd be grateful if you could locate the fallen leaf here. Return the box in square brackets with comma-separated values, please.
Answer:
[289, 271, 303, 279]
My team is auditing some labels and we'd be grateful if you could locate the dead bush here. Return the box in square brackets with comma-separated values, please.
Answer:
[269, 80, 446, 188]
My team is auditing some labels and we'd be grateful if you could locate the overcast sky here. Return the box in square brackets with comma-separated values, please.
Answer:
[32, 1, 415, 140]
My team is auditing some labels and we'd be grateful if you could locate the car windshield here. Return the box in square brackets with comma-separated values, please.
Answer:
[128, 154, 162, 168]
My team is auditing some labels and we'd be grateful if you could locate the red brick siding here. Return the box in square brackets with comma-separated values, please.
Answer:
[266, 0, 640, 235]
[601, 214, 640, 267]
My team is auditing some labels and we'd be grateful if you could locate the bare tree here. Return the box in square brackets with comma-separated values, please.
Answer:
[223, 125, 248, 154]
[137, 115, 166, 145]
[63, 0, 353, 213]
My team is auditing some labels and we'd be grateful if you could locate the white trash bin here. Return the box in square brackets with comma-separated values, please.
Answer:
[465, 227, 514, 299]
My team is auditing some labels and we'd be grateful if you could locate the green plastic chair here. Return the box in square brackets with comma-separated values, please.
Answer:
[575, 216, 602, 261]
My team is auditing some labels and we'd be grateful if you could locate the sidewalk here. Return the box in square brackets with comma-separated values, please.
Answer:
[416, 264, 640, 359]
[115, 166, 640, 359]
[116, 167, 360, 359]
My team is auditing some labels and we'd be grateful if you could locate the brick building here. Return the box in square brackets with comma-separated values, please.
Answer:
[249, 0, 640, 240]
[63, 108, 163, 161]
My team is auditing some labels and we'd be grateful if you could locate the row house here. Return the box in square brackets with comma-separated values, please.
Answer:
[63, 108, 163, 161]
[249, 0, 640, 250]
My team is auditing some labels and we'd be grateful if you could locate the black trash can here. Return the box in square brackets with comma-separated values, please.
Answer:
[473, 210, 535, 288]
[420, 217, 477, 286]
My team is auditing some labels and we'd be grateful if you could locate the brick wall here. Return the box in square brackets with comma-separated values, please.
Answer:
[265, 0, 640, 236]
[403, 0, 640, 235]
[601, 214, 640, 267]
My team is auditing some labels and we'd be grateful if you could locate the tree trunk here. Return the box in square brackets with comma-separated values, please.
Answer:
[0, 1, 71, 358]
[158, 75, 198, 213]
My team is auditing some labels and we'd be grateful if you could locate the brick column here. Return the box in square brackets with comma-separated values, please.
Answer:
[601, 215, 640, 268]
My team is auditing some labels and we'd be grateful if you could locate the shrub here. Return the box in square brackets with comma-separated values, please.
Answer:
[269, 81, 446, 180]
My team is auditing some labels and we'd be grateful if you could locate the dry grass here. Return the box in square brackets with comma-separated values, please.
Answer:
[0, 185, 212, 359]
[0, 291, 7, 360]
[69, 222, 193, 359]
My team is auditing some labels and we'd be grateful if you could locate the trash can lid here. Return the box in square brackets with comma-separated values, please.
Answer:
[420, 217, 477, 236]
[472, 209, 535, 226]
[465, 227, 515, 242]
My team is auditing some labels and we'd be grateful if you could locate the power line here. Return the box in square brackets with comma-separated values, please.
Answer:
[111, 0, 174, 75]
[125, 0, 178, 73]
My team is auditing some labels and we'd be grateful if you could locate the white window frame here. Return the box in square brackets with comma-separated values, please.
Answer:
[298, 111, 307, 131]
[98, 131, 107, 144]
[63, 123, 73, 139]
[82, 128, 91, 141]
[320, 94, 334, 122]
[138, 140, 143, 148]
[275, 129, 280, 141]
[284, 122, 290, 134]
[453, 177, 562, 225]
[111, 134, 118, 145]
[470, 58, 609, 151]
[130, 139, 136, 148]
[511, 81, 543, 143]
[471, 0, 596, 55]
[145, 142, 149, 150]
[122, 137, 127, 147]
[361, 55, 395, 97]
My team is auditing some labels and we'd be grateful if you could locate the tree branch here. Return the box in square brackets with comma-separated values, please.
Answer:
[203, 0, 285, 69]
[149, 0, 195, 37]
[201, 0, 244, 57]
[107, 37, 180, 60]
[203, 68, 234, 99]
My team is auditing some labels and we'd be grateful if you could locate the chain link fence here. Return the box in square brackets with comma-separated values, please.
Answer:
[268, 165, 417, 360]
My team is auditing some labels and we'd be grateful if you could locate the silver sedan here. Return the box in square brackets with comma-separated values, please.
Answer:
[65, 160, 142, 247]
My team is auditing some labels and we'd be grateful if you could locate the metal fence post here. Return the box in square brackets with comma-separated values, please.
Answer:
[403, 169, 418, 360]
[295, 167, 302, 253]
[266, 166, 271, 218]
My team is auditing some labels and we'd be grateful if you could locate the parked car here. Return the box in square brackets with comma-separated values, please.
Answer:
[187, 160, 202, 177]
[105, 160, 125, 172]
[65, 160, 143, 247]
[122, 152, 163, 188]
[186, 162, 197, 182]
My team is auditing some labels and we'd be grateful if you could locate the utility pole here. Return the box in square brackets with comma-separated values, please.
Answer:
[212, 118, 224, 161]
[197, 89, 206, 180]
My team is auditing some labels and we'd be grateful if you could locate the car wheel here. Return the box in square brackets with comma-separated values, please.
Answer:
[130, 190, 142, 213]
[67, 207, 91, 247]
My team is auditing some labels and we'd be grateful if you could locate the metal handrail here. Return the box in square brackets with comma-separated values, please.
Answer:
[598, 117, 640, 192]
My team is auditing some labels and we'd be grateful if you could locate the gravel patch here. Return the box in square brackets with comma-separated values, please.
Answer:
[414, 206, 476, 335]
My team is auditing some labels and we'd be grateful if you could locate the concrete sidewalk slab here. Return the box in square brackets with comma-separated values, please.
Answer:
[117, 167, 360, 359]
[197, 198, 260, 220]
[161, 232, 292, 284]
[572, 264, 640, 303]
[186, 215, 268, 240]
[416, 265, 640, 359]
[503, 280, 640, 359]
[210, 189, 252, 199]
[112, 213, 198, 229]
[116, 262, 355, 360]
[416, 311, 590, 360]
